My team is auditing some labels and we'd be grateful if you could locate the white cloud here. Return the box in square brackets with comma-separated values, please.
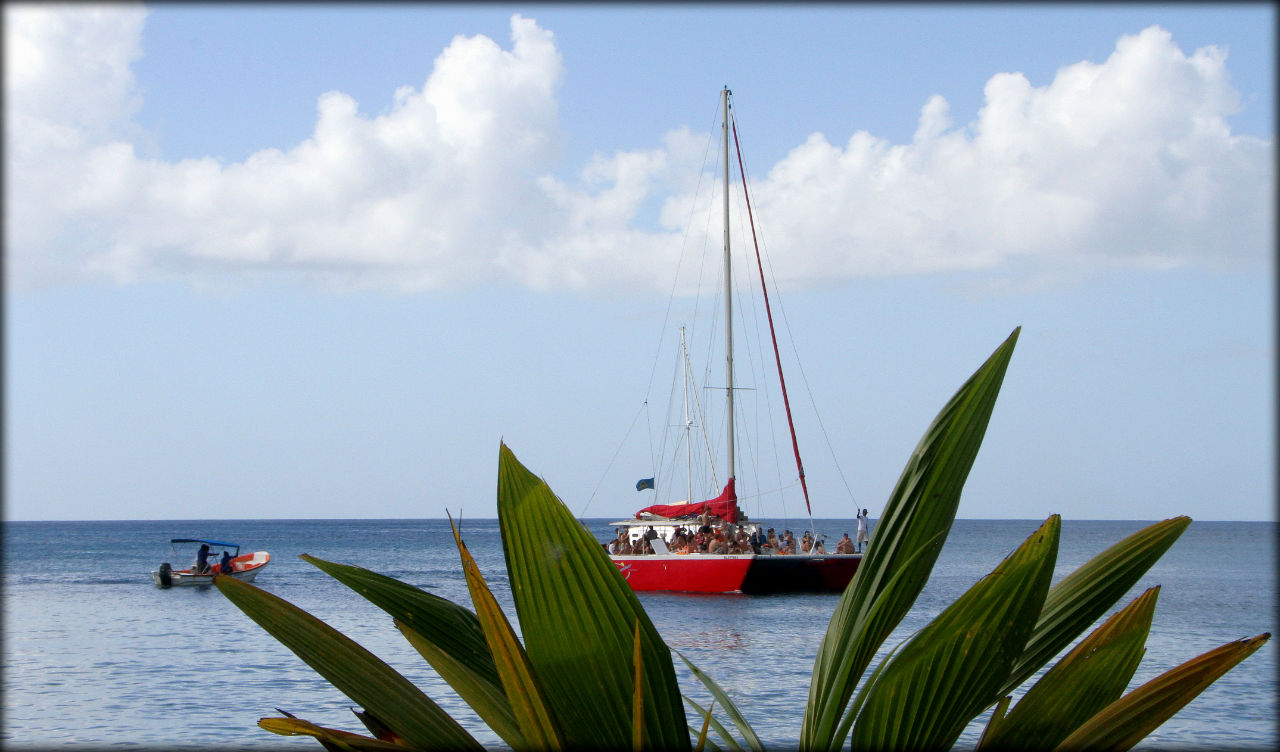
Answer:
[4, 3, 148, 285]
[749, 26, 1271, 289]
[6, 9, 570, 291]
[3, 11, 1271, 294]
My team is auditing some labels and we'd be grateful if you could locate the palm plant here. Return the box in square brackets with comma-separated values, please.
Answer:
[217, 328, 1268, 750]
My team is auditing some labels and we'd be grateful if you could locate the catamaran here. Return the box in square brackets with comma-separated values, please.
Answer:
[604, 89, 861, 593]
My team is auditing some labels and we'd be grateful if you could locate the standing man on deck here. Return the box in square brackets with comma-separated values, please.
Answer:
[856, 509, 870, 553]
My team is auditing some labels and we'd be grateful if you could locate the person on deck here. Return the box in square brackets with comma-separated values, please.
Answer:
[195, 544, 211, 574]
[857, 509, 871, 553]
[800, 532, 813, 553]
[766, 528, 778, 550]
[219, 549, 233, 574]
[836, 533, 855, 554]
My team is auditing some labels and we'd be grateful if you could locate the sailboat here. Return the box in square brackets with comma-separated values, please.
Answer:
[604, 89, 861, 594]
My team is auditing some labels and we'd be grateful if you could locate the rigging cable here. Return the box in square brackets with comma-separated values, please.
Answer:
[730, 105, 860, 515]
[593, 104, 720, 518]
[730, 104, 812, 519]
[580, 399, 649, 516]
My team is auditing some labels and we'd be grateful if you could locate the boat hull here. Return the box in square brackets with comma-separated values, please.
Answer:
[613, 554, 754, 593]
[151, 565, 266, 587]
[740, 554, 860, 594]
[611, 552, 860, 594]
[152, 552, 270, 588]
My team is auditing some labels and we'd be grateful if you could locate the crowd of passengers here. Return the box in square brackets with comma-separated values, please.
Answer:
[607, 519, 859, 556]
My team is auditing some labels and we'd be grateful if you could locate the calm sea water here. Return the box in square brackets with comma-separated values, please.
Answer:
[3, 518, 1275, 750]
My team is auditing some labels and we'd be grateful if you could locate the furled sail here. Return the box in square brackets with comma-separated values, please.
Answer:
[636, 479, 737, 523]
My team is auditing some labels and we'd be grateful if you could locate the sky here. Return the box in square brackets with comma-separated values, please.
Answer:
[4, 3, 1274, 523]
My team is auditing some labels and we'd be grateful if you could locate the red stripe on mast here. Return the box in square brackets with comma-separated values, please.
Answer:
[730, 115, 812, 517]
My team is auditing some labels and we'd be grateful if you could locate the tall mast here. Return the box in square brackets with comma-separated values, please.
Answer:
[722, 87, 735, 484]
[681, 326, 693, 507]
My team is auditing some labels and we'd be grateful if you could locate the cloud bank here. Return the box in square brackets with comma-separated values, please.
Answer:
[5, 7, 1271, 293]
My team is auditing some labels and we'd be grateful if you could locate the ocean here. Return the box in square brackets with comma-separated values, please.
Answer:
[3, 518, 1275, 750]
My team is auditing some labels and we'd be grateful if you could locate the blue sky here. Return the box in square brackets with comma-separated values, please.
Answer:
[5, 3, 1273, 522]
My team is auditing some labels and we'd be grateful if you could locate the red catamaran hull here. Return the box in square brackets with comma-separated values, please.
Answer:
[613, 555, 754, 593]
[612, 553, 860, 594]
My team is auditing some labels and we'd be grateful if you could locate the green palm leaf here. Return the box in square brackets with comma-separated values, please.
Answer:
[632, 620, 646, 752]
[496, 443, 690, 750]
[802, 327, 1020, 752]
[258, 716, 411, 751]
[976, 696, 1012, 748]
[685, 696, 740, 752]
[1053, 632, 1270, 752]
[351, 706, 409, 745]
[847, 514, 1060, 751]
[300, 555, 523, 746]
[450, 517, 563, 751]
[675, 648, 762, 752]
[979, 587, 1158, 750]
[1000, 516, 1189, 697]
[215, 575, 481, 751]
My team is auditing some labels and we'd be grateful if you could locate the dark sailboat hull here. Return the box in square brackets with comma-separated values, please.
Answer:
[739, 553, 861, 594]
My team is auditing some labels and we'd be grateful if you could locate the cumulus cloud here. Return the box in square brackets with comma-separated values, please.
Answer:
[3, 8, 1271, 294]
[748, 26, 1271, 289]
[7, 7, 570, 291]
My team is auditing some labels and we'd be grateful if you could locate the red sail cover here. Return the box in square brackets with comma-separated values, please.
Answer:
[637, 479, 737, 523]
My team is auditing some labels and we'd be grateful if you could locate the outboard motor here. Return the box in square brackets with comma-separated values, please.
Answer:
[157, 562, 173, 588]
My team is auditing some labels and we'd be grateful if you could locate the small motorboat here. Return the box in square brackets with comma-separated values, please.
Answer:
[152, 538, 270, 588]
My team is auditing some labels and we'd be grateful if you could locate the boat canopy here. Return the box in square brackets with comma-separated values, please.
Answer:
[636, 479, 738, 523]
[170, 538, 239, 548]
